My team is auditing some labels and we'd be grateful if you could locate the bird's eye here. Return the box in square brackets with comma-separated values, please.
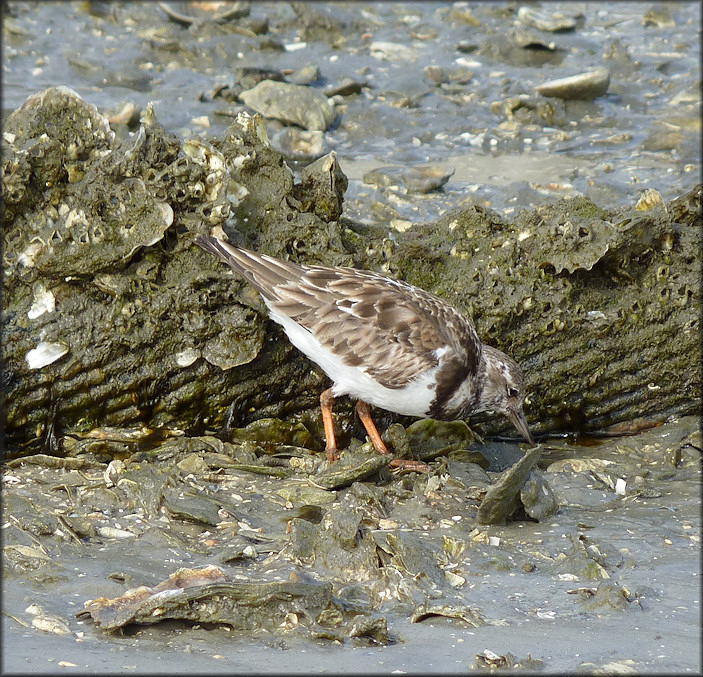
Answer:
[507, 386, 519, 399]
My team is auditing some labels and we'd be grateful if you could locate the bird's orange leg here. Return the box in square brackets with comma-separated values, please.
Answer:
[356, 400, 390, 454]
[357, 399, 429, 472]
[320, 388, 339, 462]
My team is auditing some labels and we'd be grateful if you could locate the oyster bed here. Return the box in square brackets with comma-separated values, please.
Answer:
[2, 2, 701, 673]
[2, 87, 699, 452]
[3, 416, 700, 672]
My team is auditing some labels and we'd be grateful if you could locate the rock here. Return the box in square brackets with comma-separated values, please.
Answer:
[3, 91, 175, 277]
[580, 581, 631, 611]
[410, 23, 438, 41]
[514, 26, 558, 51]
[314, 454, 391, 491]
[271, 127, 327, 161]
[456, 41, 478, 54]
[325, 78, 367, 97]
[233, 67, 285, 91]
[410, 602, 484, 627]
[494, 94, 565, 126]
[158, 0, 251, 27]
[286, 63, 321, 86]
[517, 6, 576, 32]
[602, 38, 641, 75]
[641, 126, 687, 152]
[363, 165, 454, 194]
[347, 616, 390, 643]
[405, 419, 478, 459]
[105, 101, 141, 128]
[537, 68, 610, 100]
[276, 482, 338, 506]
[476, 445, 542, 524]
[369, 41, 416, 61]
[520, 469, 558, 521]
[292, 151, 348, 222]
[479, 33, 564, 68]
[79, 565, 335, 632]
[228, 418, 316, 451]
[641, 4, 675, 27]
[423, 65, 447, 85]
[162, 488, 221, 525]
[239, 80, 336, 131]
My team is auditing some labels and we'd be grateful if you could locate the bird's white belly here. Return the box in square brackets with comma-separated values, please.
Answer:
[267, 305, 436, 417]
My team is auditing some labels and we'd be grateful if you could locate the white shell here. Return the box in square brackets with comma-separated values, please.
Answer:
[157, 202, 174, 227]
[25, 341, 69, 369]
[28, 284, 56, 319]
[18, 241, 44, 268]
[175, 348, 200, 367]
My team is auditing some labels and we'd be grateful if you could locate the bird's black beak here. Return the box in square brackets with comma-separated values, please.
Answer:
[506, 407, 536, 446]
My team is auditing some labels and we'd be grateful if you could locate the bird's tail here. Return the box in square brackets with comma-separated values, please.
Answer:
[194, 235, 303, 298]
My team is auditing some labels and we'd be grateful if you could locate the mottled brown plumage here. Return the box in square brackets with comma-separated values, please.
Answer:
[196, 235, 534, 461]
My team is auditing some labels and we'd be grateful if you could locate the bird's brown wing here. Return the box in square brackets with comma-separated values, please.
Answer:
[195, 235, 481, 388]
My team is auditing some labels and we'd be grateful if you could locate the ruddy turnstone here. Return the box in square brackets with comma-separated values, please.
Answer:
[195, 235, 535, 465]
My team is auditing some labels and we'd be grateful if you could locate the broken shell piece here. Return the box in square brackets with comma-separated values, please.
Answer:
[28, 283, 56, 319]
[18, 241, 44, 268]
[157, 202, 174, 227]
[25, 341, 69, 369]
[537, 68, 610, 101]
[517, 6, 576, 32]
[635, 188, 664, 211]
[175, 348, 201, 367]
[444, 570, 466, 588]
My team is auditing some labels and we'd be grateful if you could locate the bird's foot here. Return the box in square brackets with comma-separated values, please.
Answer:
[389, 458, 430, 472]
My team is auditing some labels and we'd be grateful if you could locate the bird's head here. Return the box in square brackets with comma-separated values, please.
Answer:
[477, 345, 535, 446]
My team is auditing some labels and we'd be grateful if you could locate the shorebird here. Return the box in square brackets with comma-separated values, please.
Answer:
[195, 235, 534, 466]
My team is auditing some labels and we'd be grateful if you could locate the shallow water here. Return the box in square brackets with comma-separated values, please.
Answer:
[3, 1, 700, 220]
[2, 417, 700, 674]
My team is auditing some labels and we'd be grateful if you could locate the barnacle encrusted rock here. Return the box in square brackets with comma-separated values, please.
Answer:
[385, 187, 700, 434]
[1, 87, 700, 454]
[3, 91, 174, 279]
[1, 89, 318, 451]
